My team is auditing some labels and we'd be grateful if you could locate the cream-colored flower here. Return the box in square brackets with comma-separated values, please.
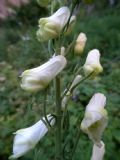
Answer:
[21, 55, 67, 92]
[36, 6, 70, 41]
[83, 49, 103, 78]
[9, 115, 55, 159]
[80, 93, 108, 147]
[91, 141, 105, 160]
[74, 32, 87, 55]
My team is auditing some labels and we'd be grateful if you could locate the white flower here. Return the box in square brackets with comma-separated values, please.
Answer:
[91, 141, 105, 160]
[80, 93, 108, 147]
[74, 32, 87, 55]
[36, 7, 70, 41]
[21, 55, 67, 92]
[9, 115, 55, 159]
[83, 49, 103, 78]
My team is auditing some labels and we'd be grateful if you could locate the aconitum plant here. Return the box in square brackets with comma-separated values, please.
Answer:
[9, 0, 108, 160]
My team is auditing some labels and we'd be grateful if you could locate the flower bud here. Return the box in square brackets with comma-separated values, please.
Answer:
[37, 0, 50, 7]
[83, 49, 103, 78]
[21, 55, 67, 92]
[61, 95, 69, 110]
[69, 75, 82, 91]
[91, 141, 105, 160]
[9, 115, 55, 159]
[36, 7, 70, 41]
[74, 32, 87, 55]
[65, 15, 76, 35]
[60, 46, 66, 56]
[80, 93, 108, 147]
[62, 75, 82, 109]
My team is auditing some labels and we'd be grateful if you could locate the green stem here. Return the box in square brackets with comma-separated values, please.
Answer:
[43, 89, 51, 128]
[65, 38, 76, 56]
[71, 131, 81, 160]
[55, 76, 62, 160]
[48, 40, 53, 57]
[61, 98, 69, 129]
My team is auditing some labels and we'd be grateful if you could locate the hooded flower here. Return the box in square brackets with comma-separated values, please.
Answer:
[74, 32, 87, 55]
[83, 49, 103, 78]
[91, 141, 105, 160]
[36, 6, 70, 41]
[9, 115, 55, 159]
[80, 93, 108, 147]
[21, 55, 67, 92]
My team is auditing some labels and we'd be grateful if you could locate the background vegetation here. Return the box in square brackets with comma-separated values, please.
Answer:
[0, 1, 120, 160]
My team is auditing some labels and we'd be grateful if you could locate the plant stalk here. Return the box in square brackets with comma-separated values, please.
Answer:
[71, 131, 80, 160]
[43, 89, 51, 128]
[55, 76, 62, 160]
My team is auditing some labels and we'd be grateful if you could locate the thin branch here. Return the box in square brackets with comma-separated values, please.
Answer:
[43, 89, 51, 128]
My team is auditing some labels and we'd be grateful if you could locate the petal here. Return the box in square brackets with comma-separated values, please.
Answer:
[86, 93, 106, 112]
[91, 141, 105, 160]
[81, 111, 108, 146]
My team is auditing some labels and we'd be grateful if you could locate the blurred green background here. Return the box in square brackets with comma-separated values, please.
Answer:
[0, 0, 120, 160]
